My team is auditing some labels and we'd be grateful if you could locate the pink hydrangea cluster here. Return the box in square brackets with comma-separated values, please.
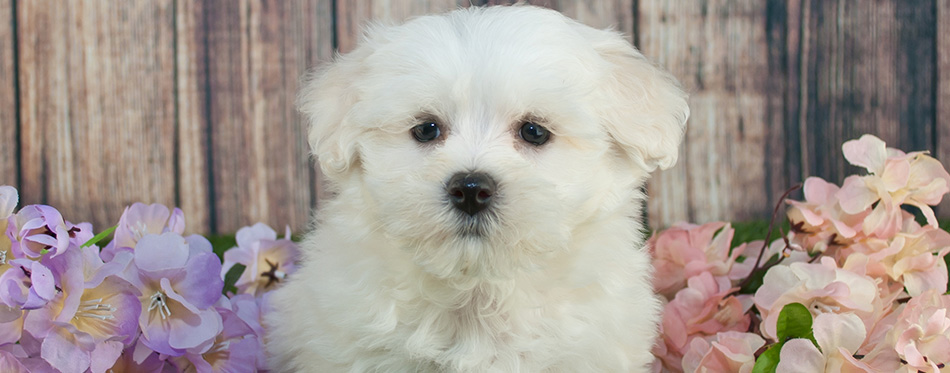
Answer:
[0, 187, 300, 373]
[651, 135, 950, 372]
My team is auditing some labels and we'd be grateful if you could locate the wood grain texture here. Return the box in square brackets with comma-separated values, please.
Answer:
[205, 0, 332, 234]
[176, 0, 211, 234]
[765, 0, 802, 204]
[471, 1, 634, 39]
[641, 0, 773, 227]
[336, 0, 460, 53]
[799, 0, 936, 185]
[0, 0, 16, 189]
[938, 0, 950, 216]
[18, 1, 177, 229]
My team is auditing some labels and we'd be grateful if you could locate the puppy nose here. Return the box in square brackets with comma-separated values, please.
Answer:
[446, 172, 496, 216]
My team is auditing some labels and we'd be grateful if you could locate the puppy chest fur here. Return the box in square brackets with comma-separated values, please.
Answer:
[265, 5, 688, 373]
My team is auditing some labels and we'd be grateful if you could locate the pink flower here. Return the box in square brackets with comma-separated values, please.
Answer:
[890, 289, 950, 372]
[680, 331, 764, 373]
[650, 222, 744, 299]
[841, 218, 950, 296]
[786, 177, 867, 253]
[753, 257, 879, 341]
[776, 312, 897, 372]
[837, 134, 950, 237]
[221, 223, 300, 296]
[655, 272, 752, 369]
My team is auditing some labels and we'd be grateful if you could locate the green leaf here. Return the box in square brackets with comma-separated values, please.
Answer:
[776, 302, 816, 345]
[222, 263, 246, 295]
[751, 343, 782, 373]
[81, 225, 117, 248]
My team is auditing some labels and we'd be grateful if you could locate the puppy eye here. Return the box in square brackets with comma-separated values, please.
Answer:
[519, 122, 550, 146]
[411, 122, 441, 142]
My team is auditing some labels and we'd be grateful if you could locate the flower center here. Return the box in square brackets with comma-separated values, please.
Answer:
[147, 291, 172, 319]
[75, 298, 116, 321]
[0, 250, 6, 265]
[261, 258, 287, 288]
[809, 300, 840, 315]
[204, 339, 232, 368]
[131, 221, 150, 242]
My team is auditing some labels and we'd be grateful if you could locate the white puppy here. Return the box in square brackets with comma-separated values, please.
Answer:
[266, 5, 688, 372]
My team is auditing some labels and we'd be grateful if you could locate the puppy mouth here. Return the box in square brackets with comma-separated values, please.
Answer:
[454, 211, 496, 238]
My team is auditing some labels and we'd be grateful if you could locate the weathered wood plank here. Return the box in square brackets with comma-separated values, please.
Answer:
[18, 1, 177, 229]
[800, 0, 936, 185]
[206, 0, 332, 234]
[0, 0, 16, 190]
[938, 0, 950, 216]
[176, 0, 211, 234]
[336, 0, 460, 53]
[764, 0, 802, 205]
[641, 0, 774, 227]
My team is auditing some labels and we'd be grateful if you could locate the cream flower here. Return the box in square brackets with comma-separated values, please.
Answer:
[837, 134, 950, 238]
[753, 257, 878, 341]
[776, 312, 897, 372]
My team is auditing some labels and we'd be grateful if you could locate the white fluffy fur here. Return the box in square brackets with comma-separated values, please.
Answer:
[266, 5, 688, 372]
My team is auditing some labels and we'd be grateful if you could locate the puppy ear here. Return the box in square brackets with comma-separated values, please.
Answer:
[297, 46, 373, 181]
[586, 29, 689, 172]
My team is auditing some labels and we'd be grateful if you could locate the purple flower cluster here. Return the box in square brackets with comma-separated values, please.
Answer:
[0, 186, 300, 372]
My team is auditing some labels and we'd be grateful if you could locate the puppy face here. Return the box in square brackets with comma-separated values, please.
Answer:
[300, 6, 688, 279]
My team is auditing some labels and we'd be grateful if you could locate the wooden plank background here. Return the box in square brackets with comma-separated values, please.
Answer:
[0, 0, 944, 234]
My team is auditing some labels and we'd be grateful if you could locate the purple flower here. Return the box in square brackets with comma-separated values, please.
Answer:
[23, 247, 140, 338]
[0, 303, 23, 346]
[0, 331, 55, 372]
[120, 232, 223, 356]
[170, 295, 260, 373]
[103, 203, 185, 262]
[0, 258, 59, 310]
[0, 186, 17, 291]
[0, 186, 16, 260]
[13, 245, 140, 372]
[108, 340, 171, 373]
[222, 223, 300, 296]
[231, 293, 270, 370]
[7, 205, 81, 259]
[0, 185, 17, 220]
[0, 349, 30, 373]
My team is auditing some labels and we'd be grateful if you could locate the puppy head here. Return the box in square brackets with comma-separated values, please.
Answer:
[300, 5, 688, 279]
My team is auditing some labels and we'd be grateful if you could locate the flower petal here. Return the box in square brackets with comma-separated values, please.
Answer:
[776, 338, 825, 373]
[135, 233, 189, 273]
[89, 340, 123, 373]
[813, 312, 866, 354]
[0, 186, 17, 219]
[40, 323, 94, 373]
[842, 134, 887, 174]
[167, 308, 221, 352]
[837, 176, 878, 214]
